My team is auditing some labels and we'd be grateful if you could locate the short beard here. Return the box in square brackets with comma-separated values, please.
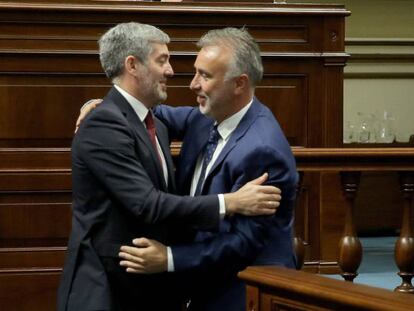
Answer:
[139, 69, 167, 106]
[157, 86, 168, 103]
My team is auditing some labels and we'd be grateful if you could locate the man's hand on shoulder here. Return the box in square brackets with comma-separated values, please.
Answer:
[224, 173, 282, 216]
[75, 98, 103, 133]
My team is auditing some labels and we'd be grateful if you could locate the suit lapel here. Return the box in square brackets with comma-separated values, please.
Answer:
[202, 99, 262, 191]
[107, 87, 167, 191]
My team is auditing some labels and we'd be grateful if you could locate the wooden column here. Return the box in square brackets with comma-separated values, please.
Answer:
[293, 171, 305, 270]
[395, 172, 414, 293]
[338, 171, 362, 282]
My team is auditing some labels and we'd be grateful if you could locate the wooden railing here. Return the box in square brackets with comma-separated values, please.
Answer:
[238, 266, 414, 311]
[293, 148, 414, 293]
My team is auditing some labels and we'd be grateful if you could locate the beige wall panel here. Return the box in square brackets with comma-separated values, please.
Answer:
[344, 78, 414, 142]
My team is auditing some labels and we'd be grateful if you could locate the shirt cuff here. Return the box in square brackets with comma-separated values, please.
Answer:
[218, 194, 225, 219]
[167, 246, 175, 272]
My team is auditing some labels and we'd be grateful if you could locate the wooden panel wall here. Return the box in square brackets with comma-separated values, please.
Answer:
[0, 1, 349, 309]
[0, 1, 348, 148]
[0, 149, 70, 310]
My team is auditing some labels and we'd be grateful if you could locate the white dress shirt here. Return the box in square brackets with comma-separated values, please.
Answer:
[190, 101, 253, 196]
[114, 85, 168, 185]
[168, 99, 253, 272]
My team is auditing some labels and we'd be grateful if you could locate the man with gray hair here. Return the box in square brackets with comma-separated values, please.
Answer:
[122, 27, 297, 311]
[58, 23, 283, 311]
[79, 26, 297, 310]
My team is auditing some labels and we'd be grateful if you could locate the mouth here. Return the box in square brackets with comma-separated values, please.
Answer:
[159, 81, 167, 90]
[196, 95, 207, 106]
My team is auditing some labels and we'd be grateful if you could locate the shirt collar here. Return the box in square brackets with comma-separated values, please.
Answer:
[114, 84, 149, 122]
[216, 98, 253, 141]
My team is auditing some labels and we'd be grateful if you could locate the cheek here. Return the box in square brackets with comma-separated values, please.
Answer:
[210, 85, 228, 100]
[202, 81, 217, 96]
[147, 64, 162, 79]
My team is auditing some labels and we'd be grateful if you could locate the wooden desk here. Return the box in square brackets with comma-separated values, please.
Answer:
[238, 266, 414, 311]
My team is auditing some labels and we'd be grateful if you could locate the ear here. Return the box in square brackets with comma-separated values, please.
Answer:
[124, 55, 141, 76]
[234, 74, 249, 95]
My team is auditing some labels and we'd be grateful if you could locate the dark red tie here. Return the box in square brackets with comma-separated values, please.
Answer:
[144, 111, 162, 166]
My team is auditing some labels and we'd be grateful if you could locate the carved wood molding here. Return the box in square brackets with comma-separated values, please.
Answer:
[0, 1, 350, 16]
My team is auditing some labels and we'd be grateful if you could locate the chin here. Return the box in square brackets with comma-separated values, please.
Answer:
[157, 92, 168, 103]
[199, 106, 211, 117]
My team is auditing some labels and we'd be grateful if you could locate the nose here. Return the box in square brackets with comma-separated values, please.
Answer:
[190, 74, 200, 91]
[165, 62, 174, 77]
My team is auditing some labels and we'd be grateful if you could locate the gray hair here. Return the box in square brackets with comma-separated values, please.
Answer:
[197, 27, 263, 87]
[98, 22, 170, 81]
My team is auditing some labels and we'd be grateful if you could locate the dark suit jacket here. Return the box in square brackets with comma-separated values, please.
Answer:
[156, 98, 298, 311]
[57, 87, 220, 311]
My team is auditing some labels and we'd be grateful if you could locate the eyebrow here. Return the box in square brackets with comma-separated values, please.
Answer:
[156, 53, 169, 60]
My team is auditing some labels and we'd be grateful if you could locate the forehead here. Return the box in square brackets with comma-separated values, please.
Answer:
[195, 45, 232, 72]
[149, 42, 169, 58]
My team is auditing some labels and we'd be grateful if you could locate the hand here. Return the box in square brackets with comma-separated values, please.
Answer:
[224, 173, 282, 216]
[119, 238, 168, 274]
[74, 98, 103, 133]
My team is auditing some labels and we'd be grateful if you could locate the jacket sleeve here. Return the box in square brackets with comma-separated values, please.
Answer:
[170, 146, 297, 273]
[74, 106, 219, 231]
[153, 105, 195, 140]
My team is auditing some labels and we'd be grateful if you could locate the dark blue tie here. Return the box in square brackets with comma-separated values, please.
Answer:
[194, 125, 220, 196]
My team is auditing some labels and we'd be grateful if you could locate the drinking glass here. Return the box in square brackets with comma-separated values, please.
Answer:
[343, 121, 356, 143]
[376, 111, 395, 143]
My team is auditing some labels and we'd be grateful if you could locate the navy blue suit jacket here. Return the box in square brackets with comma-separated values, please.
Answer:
[156, 97, 298, 311]
[57, 87, 220, 311]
